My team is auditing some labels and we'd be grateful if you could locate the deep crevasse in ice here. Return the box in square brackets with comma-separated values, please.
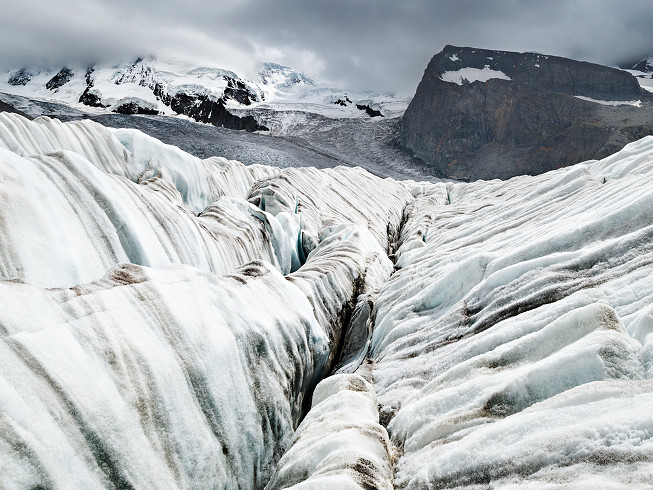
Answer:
[1, 112, 653, 488]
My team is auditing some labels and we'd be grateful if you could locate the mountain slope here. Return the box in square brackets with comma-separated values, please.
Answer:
[631, 56, 653, 73]
[0, 58, 407, 133]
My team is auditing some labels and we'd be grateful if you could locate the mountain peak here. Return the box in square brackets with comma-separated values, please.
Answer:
[632, 56, 653, 73]
[258, 62, 316, 89]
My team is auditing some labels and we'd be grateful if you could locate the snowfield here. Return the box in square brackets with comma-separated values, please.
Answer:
[1, 112, 653, 488]
[439, 66, 512, 85]
[574, 95, 642, 106]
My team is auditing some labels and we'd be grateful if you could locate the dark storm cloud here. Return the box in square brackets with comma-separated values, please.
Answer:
[1, 0, 651, 94]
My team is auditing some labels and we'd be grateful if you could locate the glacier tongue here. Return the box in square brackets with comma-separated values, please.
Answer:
[1, 111, 653, 488]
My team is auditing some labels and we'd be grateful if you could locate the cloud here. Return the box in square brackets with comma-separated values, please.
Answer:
[0, 0, 651, 94]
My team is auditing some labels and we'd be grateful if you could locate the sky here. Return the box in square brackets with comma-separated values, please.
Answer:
[1, 0, 652, 95]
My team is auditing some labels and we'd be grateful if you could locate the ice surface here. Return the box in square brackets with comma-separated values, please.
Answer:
[367, 136, 653, 488]
[0, 109, 409, 485]
[266, 374, 393, 490]
[0, 142, 287, 286]
[1, 110, 653, 488]
[0, 261, 330, 488]
[249, 165, 412, 254]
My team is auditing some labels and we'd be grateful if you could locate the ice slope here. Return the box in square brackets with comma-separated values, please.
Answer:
[0, 113, 411, 288]
[266, 374, 394, 490]
[0, 114, 287, 287]
[266, 138, 653, 489]
[364, 137, 653, 488]
[1, 111, 653, 488]
[0, 261, 329, 489]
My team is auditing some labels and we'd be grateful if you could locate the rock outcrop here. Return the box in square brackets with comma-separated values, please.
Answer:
[400, 45, 653, 180]
[46, 67, 75, 91]
[170, 93, 267, 131]
[0, 99, 33, 119]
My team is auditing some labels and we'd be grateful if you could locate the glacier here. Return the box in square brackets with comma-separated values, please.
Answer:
[1, 112, 653, 488]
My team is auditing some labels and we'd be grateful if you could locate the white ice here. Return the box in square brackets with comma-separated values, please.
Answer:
[1, 111, 653, 488]
[574, 95, 642, 107]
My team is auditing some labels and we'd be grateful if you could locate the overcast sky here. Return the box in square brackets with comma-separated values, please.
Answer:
[1, 0, 652, 94]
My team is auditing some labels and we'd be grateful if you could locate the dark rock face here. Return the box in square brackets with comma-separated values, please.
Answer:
[46, 67, 74, 91]
[356, 104, 383, 117]
[113, 102, 159, 115]
[335, 96, 352, 107]
[170, 93, 267, 132]
[79, 87, 106, 108]
[223, 76, 258, 106]
[431, 45, 641, 101]
[8, 68, 32, 86]
[400, 45, 652, 180]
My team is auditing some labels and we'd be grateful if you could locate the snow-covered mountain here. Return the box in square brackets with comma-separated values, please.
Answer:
[622, 56, 653, 94]
[1, 111, 653, 488]
[0, 57, 408, 131]
[630, 56, 653, 73]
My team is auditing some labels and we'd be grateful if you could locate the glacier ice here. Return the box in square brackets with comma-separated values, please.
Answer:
[368, 137, 653, 488]
[0, 261, 329, 488]
[266, 374, 394, 490]
[1, 112, 653, 488]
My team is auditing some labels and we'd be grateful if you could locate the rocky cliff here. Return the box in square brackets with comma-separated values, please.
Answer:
[400, 45, 653, 180]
